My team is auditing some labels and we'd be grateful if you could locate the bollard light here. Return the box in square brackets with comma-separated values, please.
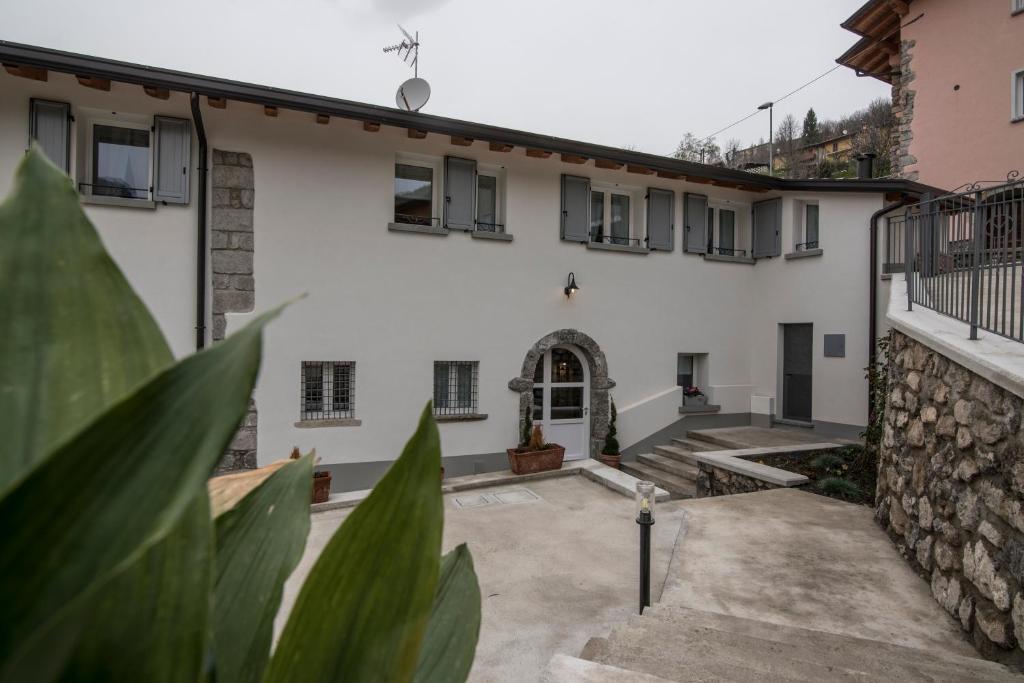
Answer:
[635, 481, 656, 614]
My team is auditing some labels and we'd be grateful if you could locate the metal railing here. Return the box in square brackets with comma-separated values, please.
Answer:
[474, 221, 506, 234]
[713, 246, 747, 257]
[794, 241, 819, 252]
[904, 173, 1024, 342]
[394, 213, 440, 227]
[883, 215, 906, 274]
[590, 232, 643, 247]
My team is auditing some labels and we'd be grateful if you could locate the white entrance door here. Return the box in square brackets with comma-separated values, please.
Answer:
[533, 346, 590, 460]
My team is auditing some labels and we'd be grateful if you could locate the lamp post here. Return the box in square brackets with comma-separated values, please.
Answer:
[758, 101, 774, 174]
[636, 481, 656, 614]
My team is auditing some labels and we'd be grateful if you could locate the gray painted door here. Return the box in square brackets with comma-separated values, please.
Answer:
[683, 193, 708, 253]
[153, 116, 192, 204]
[561, 174, 590, 242]
[444, 156, 476, 230]
[782, 323, 813, 422]
[753, 198, 782, 258]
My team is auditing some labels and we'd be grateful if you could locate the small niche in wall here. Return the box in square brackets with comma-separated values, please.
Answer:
[823, 334, 846, 358]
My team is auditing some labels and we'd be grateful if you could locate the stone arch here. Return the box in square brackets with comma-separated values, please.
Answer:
[508, 329, 615, 458]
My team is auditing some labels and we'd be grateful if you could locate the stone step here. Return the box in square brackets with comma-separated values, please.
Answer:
[670, 436, 717, 452]
[542, 653, 674, 682]
[636, 452, 699, 482]
[652, 444, 700, 465]
[685, 429, 744, 449]
[620, 461, 695, 498]
[604, 605, 1017, 682]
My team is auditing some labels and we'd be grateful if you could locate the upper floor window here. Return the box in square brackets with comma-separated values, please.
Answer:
[797, 203, 820, 250]
[88, 122, 151, 200]
[394, 161, 436, 226]
[1013, 69, 1024, 121]
[704, 203, 746, 257]
[301, 361, 355, 420]
[589, 187, 638, 246]
[434, 361, 479, 416]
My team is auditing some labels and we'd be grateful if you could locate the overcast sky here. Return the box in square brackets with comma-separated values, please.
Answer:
[5, 0, 888, 155]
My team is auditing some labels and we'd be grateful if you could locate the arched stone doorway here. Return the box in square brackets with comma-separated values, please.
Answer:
[508, 329, 614, 459]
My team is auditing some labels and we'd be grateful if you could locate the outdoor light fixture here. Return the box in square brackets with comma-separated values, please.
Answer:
[564, 272, 579, 298]
[758, 101, 774, 173]
[636, 481, 656, 614]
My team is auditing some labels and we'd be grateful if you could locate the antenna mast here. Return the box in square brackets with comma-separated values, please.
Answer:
[383, 26, 420, 77]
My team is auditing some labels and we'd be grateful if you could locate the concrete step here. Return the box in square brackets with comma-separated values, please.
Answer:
[620, 461, 695, 498]
[685, 429, 745, 449]
[636, 452, 699, 482]
[652, 444, 700, 466]
[670, 436, 717, 452]
[542, 653, 674, 682]
[597, 605, 1017, 682]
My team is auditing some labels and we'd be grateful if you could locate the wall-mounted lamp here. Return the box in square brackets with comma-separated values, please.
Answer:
[564, 272, 580, 298]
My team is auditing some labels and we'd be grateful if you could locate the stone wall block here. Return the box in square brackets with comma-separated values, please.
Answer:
[976, 603, 1015, 649]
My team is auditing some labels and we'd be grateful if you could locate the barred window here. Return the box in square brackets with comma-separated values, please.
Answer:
[433, 361, 478, 415]
[301, 361, 355, 420]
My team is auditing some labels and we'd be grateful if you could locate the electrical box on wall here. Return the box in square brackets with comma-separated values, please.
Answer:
[824, 334, 846, 358]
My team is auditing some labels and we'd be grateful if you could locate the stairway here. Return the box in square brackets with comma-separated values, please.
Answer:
[560, 605, 1019, 682]
[620, 433, 720, 499]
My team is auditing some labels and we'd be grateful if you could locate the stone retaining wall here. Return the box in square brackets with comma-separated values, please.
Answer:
[877, 330, 1024, 662]
[696, 463, 785, 497]
[211, 150, 257, 473]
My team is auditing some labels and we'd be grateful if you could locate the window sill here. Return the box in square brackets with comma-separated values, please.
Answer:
[81, 195, 156, 210]
[586, 241, 649, 255]
[433, 413, 488, 423]
[387, 222, 449, 236]
[703, 253, 754, 265]
[784, 248, 823, 260]
[294, 418, 362, 428]
[1012, 115, 1024, 124]
[471, 229, 513, 242]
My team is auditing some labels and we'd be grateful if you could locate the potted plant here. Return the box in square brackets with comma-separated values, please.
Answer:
[292, 447, 332, 503]
[507, 411, 565, 474]
[683, 385, 707, 407]
[599, 398, 621, 469]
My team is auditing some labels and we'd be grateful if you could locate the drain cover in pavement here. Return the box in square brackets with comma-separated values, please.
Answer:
[450, 488, 541, 509]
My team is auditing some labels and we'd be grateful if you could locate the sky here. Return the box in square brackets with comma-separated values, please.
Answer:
[3, 0, 889, 156]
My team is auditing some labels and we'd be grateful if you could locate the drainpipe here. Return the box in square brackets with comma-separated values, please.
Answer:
[190, 92, 208, 350]
[868, 196, 914, 417]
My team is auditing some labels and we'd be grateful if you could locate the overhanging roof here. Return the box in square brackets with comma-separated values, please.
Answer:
[1, 40, 942, 196]
[835, 0, 909, 84]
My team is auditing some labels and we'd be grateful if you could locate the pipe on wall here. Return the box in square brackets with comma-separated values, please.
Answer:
[190, 92, 208, 350]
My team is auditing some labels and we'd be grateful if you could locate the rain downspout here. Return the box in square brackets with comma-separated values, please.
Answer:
[190, 92, 208, 350]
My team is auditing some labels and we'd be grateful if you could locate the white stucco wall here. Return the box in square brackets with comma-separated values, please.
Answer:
[1, 71, 890, 468]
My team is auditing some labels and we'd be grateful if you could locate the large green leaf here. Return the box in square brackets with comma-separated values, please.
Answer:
[414, 544, 482, 683]
[56, 492, 213, 683]
[266, 403, 444, 683]
[0, 308, 277, 678]
[213, 453, 313, 683]
[0, 148, 172, 491]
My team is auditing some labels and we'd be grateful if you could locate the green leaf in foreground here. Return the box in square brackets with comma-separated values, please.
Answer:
[0, 147, 172, 491]
[266, 403, 444, 683]
[0, 309, 278, 678]
[414, 544, 482, 683]
[213, 453, 314, 683]
[57, 493, 213, 683]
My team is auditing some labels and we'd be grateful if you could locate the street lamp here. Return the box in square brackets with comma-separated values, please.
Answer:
[758, 101, 774, 174]
[636, 481, 656, 614]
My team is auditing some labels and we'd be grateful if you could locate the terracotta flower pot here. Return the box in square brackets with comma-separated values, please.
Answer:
[598, 452, 621, 469]
[312, 470, 332, 504]
[506, 445, 565, 475]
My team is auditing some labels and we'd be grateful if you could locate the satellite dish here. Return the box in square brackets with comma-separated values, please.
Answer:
[396, 77, 431, 112]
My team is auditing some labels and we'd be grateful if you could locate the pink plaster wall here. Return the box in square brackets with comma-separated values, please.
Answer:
[903, 0, 1024, 191]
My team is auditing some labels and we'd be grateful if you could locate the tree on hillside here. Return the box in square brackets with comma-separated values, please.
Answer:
[802, 108, 820, 145]
[774, 114, 800, 178]
[673, 133, 722, 165]
[724, 138, 742, 168]
[849, 98, 895, 177]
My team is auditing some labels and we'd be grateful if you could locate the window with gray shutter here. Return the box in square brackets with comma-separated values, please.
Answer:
[29, 99, 71, 173]
[646, 188, 674, 251]
[683, 193, 708, 253]
[153, 116, 192, 204]
[444, 156, 476, 230]
[752, 197, 782, 258]
[560, 174, 590, 242]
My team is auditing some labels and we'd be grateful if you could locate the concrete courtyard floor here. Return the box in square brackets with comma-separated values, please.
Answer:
[277, 477, 979, 681]
[276, 475, 687, 682]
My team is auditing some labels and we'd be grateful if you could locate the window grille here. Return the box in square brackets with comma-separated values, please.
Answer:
[433, 361, 479, 415]
[300, 361, 355, 420]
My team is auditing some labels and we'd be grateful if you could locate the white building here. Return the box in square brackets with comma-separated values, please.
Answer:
[0, 42, 940, 492]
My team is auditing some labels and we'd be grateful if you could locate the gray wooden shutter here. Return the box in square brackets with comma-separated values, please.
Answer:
[29, 99, 70, 173]
[683, 193, 708, 253]
[153, 116, 192, 204]
[444, 156, 476, 230]
[753, 198, 782, 258]
[561, 174, 590, 243]
[646, 188, 674, 251]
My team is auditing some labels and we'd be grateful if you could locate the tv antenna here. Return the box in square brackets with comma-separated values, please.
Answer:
[383, 25, 420, 77]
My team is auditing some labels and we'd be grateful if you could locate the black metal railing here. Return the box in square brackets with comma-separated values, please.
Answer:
[394, 213, 441, 227]
[78, 182, 150, 200]
[883, 214, 906, 274]
[713, 247, 747, 257]
[904, 172, 1024, 342]
[795, 241, 819, 251]
[474, 221, 506, 234]
[590, 232, 643, 247]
